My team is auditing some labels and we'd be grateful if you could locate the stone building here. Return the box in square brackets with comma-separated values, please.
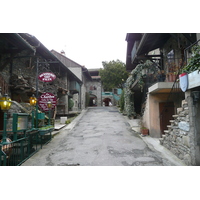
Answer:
[87, 68, 102, 107]
[125, 33, 200, 165]
[51, 50, 92, 112]
[0, 33, 83, 129]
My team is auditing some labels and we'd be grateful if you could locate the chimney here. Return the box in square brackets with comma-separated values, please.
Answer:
[60, 50, 66, 56]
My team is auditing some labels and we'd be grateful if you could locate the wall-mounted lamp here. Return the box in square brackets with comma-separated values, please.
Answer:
[0, 94, 12, 111]
[192, 91, 200, 103]
[29, 94, 37, 106]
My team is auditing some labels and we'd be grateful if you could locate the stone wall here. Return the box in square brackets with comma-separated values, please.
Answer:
[86, 79, 102, 106]
[159, 98, 196, 165]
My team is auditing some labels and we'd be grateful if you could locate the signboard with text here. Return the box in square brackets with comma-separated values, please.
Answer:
[38, 92, 57, 111]
[38, 72, 56, 82]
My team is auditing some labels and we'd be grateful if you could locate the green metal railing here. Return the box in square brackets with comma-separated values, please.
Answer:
[0, 113, 54, 166]
[0, 130, 40, 166]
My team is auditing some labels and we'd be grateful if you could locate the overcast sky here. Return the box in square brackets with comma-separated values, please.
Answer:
[31, 31, 127, 69]
[2, 1, 197, 70]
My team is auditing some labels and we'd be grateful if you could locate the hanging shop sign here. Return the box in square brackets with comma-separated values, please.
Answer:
[38, 72, 56, 82]
[38, 92, 57, 111]
[179, 73, 188, 92]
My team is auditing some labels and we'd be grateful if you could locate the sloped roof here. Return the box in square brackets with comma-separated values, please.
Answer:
[0, 33, 35, 54]
[51, 49, 92, 81]
[19, 33, 82, 84]
[125, 33, 197, 71]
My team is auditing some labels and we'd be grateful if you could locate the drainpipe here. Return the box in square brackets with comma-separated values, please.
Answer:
[79, 83, 82, 110]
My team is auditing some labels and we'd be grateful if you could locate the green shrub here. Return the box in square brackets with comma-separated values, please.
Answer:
[68, 98, 74, 110]
[119, 88, 125, 112]
[65, 119, 71, 124]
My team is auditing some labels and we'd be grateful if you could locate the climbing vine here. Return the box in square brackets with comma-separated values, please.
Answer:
[182, 45, 200, 73]
[121, 60, 158, 118]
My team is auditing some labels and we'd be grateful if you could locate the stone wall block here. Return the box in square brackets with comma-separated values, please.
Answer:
[178, 121, 190, 131]
[178, 153, 184, 160]
[184, 110, 189, 115]
[182, 136, 190, 148]
[179, 130, 187, 136]
[183, 154, 192, 166]
[181, 99, 187, 107]
[176, 136, 182, 145]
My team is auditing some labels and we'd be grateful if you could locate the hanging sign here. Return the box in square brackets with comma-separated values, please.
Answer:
[38, 72, 56, 82]
[179, 73, 188, 92]
[38, 92, 57, 111]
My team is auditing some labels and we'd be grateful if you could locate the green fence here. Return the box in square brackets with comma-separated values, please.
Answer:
[0, 129, 53, 166]
[0, 112, 54, 166]
[0, 130, 39, 166]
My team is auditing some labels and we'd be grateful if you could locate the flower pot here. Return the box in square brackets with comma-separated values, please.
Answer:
[141, 128, 149, 135]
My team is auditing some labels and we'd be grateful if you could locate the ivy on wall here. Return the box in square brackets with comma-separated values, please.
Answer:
[182, 45, 200, 73]
[120, 60, 158, 118]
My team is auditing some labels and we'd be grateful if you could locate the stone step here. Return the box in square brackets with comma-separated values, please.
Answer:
[170, 120, 175, 123]
[167, 125, 172, 129]
[177, 107, 183, 113]
[172, 115, 178, 118]
[182, 99, 188, 107]
[164, 130, 169, 134]
[171, 125, 179, 129]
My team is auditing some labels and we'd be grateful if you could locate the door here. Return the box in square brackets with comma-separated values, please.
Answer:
[159, 102, 175, 136]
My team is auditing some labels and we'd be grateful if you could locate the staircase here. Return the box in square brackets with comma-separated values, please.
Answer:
[159, 100, 192, 165]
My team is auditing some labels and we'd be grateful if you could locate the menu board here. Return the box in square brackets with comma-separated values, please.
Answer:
[38, 92, 57, 111]
[13, 113, 29, 132]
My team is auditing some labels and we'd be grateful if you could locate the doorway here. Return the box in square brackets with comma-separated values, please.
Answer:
[103, 98, 111, 106]
[159, 102, 175, 136]
[89, 95, 97, 106]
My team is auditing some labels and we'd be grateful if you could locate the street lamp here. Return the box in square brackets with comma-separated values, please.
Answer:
[0, 94, 12, 143]
[29, 94, 37, 129]
[47, 101, 52, 126]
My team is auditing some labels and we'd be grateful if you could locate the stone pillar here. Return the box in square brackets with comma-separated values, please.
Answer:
[185, 90, 199, 165]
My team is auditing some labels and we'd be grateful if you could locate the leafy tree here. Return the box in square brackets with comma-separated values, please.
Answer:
[100, 60, 129, 91]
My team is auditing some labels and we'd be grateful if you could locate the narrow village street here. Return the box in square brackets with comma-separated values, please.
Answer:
[22, 107, 184, 166]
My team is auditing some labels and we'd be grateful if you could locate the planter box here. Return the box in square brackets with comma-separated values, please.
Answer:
[141, 128, 149, 135]
[38, 128, 54, 135]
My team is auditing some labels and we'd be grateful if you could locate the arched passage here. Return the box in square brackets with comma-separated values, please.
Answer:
[89, 94, 97, 106]
[103, 98, 111, 106]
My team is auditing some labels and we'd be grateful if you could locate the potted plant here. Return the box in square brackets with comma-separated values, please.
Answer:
[140, 126, 149, 136]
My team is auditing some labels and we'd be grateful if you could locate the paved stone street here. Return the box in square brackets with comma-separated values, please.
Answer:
[22, 107, 181, 166]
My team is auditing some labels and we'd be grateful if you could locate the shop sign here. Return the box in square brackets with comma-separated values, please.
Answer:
[38, 72, 56, 82]
[38, 92, 57, 111]
[179, 73, 188, 92]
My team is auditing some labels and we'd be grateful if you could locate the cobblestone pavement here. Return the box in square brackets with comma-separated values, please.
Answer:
[22, 107, 180, 166]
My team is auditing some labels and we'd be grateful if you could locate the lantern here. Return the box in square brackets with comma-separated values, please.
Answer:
[29, 94, 37, 106]
[47, 101, 52, 109]
[0, 94, 12, 111]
